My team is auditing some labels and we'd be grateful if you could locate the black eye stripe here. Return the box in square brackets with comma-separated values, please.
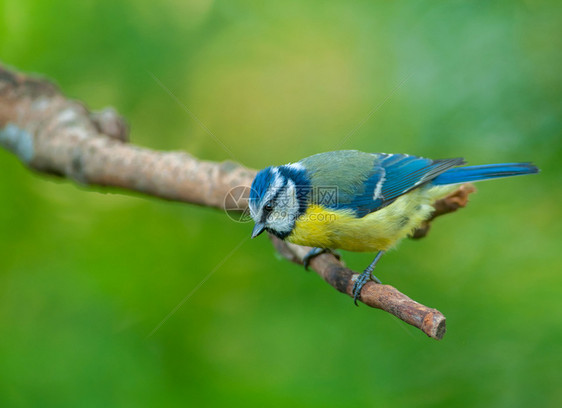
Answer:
[267, 185, 284, 208]
[260, 185, 285, 223]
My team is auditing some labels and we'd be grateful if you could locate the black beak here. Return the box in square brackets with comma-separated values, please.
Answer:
[251, 223, 266, 239]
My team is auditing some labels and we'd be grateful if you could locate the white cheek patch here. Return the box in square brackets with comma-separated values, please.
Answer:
[266, 180, 299, 234]
[275, 179, 297, 214]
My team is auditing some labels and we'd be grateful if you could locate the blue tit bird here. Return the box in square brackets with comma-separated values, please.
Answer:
[248, 150, 539, 304]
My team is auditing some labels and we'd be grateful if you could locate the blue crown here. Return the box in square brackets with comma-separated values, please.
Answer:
[250, 166, 275, 205]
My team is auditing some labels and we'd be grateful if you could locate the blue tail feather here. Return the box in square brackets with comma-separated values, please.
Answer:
[433, 163, 539, 185]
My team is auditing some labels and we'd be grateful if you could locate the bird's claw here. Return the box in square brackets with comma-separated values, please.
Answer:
[302, 248, 341, 270]
[352, 270, 382, 306]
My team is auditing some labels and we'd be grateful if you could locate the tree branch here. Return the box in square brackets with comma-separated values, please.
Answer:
[0, 63, 475, 340]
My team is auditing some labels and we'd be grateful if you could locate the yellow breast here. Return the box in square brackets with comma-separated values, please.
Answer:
[286, 185, 456, 252]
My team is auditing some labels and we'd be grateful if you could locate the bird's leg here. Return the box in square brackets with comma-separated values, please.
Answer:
[353, 251, 385, 306]
[302, 247, 341, 270]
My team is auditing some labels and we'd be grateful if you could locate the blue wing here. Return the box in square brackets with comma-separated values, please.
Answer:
[339, 154, 465, 217]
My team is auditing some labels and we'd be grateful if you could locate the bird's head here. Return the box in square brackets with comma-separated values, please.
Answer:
[249, 164, 309, 240]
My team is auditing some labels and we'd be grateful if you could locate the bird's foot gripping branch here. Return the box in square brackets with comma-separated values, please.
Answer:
[0, 63, 477, 340]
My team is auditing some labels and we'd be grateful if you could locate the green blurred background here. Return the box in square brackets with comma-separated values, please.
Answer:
[1, 1, 561, 407]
